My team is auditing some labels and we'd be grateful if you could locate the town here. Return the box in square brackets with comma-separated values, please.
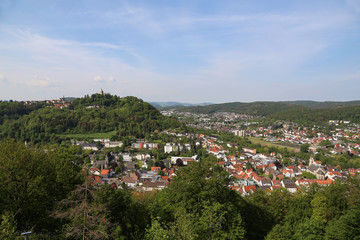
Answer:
[68, 108, 360, 195]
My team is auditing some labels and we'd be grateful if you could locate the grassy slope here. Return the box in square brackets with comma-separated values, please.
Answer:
[248, 137, 300, 152]
[57, 130, 117, 139]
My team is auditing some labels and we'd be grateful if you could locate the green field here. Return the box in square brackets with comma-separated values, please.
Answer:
[57, 130, 117, 139]
[248, 137, 300, 152]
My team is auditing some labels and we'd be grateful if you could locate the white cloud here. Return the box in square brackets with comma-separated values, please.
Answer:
[93, 75, 104, 82]
[108, 76, 116, 83]
[0, 74, 8, 83]
[0, 26, 171, 100]
[28, 75, 58, 87]
[87, 5, 164, 37]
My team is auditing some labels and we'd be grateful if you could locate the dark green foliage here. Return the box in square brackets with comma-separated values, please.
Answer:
[150, 161, 246, 239]
[0, 94, 183, 144]
[325, 201, 360, 240]
[268, 105, 360, 124]
[301, 143, 310, 153]
[302, 171, 317, 179]
[95, 185, 151, 239]
[0, 101, 44, 125]
[0, 139, 81, 234]
[265, 180, 360, 240]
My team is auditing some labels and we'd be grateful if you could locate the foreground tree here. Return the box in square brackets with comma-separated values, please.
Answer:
[0, 139, 80, 234]
[55, 171, 109, 240]
[149, 161, 246, 239]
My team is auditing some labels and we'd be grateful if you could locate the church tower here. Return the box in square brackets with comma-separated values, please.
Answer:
[309, 155, 315, 165]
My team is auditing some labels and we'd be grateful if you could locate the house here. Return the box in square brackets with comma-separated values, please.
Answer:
[151, 167, 161, 172]
[272, 170, 284, 180]
[122, 154, 132, 162]
[296, 178, 333, 187]
[89, 175, 104, 187]
[100, 169, 111, 178]
[104, 141, 123, 148]
[282, 169, 295, 178]
[79, 143, 98, 151]
[243, 147, 257, 154]
[282, 179, 297, 193]
[142, 181, 167, 191]
[164, 143, 173, 153]
[170, 156, 197, 165]
[89, 167, 100, 175]
[259, 178, 272, 187]
[122, 176, 137, 188]
[160, 176, 170, 182]
[242, 185, 256, 195]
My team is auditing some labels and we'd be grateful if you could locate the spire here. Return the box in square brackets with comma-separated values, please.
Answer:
[309, 155, 315, 165]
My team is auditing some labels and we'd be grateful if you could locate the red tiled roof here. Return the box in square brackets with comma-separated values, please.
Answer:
[243, 185, 256, 192]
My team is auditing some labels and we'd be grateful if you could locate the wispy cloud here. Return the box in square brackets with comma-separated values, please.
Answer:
[0, 1, 359, 102]
[0, 25, 169, 100]
[28, 75, 58, 87]
[0, 74, 9, 83]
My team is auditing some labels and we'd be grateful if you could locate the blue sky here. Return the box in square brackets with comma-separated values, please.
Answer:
[0, 0, 360, 103]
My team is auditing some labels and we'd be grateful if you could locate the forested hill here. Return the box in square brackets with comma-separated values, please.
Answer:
[0, 101, 45, 125]
[268, 105, 360, 125]
[173, 102, 304, 116]
[171, 100, 360, 124]
[284, 100, 360, 109]
[0, 94, 183, 144]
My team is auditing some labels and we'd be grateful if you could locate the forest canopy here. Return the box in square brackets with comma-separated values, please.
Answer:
[0, 94, 184, 144]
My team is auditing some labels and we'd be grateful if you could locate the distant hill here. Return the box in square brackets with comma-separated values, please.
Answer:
[173, 102, 303, 116]
[64, 97, 76, 101]
[171, 100, 360, 114]
[284, 100, 360, 109]
[0, 94, 183, 144]
[170, 100, 360, 124]
[150, 101, 213, 109]
[268, 105, 360, 125]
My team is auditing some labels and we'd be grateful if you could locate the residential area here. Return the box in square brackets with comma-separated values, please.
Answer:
[74, 115, 360, 195]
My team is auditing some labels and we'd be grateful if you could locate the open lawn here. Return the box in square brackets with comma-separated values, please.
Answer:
[57, 130, 117, 139]
[248, 137, 300, 152]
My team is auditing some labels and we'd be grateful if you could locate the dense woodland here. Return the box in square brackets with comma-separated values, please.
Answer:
[0, 94, 184, 144]
[0, 139, 360, 239]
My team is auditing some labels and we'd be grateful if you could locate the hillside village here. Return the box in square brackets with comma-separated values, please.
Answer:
[77, 125, 360, 195]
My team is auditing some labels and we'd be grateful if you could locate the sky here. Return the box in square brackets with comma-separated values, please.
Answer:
[0, 0, 360, 103]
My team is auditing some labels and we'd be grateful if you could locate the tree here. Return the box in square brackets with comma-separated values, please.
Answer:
[0, 211, 17, 240]
[150, 162, 246, 239]
[95, 184, 151, 239]
[300, 143, 310, 153]
[0, 139, 80, 233]
[55, 171, 108, 240]
[145, 217, 171, 240]
[302, 172, 317, 179]
[325, 202, 360, 240]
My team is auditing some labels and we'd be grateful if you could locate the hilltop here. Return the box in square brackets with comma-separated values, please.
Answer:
[0, 94, 183, 144]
